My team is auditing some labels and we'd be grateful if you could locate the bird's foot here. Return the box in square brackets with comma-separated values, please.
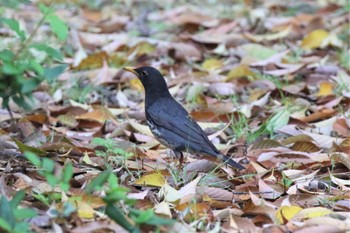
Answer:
[173, 150, 184, 168]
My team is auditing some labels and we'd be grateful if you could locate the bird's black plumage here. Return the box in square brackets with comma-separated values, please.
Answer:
[123, 66, 245, 170]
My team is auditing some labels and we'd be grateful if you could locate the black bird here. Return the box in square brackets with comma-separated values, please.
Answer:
[123, 66, 245, 170]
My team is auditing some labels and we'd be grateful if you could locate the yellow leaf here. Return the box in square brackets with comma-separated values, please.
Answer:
[58, 113, 78, 127]
[301, 29, 329, 50]
[276, 206, 303, 224]
[73, 51, 108, 70]
[317, 81, 334, 96]
[244, 26, 291, 42]
[76, 201, 95, 219]
[130, 78, 143, 91]
[294, 207, 332, 219]
[134, 171, 167, 187]
[202, 58, 223, 71]
[226, 64, 255, 80]
[134, 42, 156, 55]
[76, 110, 108, 123]
[249, 89, 268, 102]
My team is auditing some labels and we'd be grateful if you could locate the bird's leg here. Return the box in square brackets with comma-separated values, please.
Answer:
[173, 150, 184, 167]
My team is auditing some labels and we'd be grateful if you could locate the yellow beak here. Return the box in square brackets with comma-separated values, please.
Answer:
[123, 67, 138, 77]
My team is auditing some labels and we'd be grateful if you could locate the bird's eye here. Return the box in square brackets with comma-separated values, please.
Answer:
[141, 71, 148, 77]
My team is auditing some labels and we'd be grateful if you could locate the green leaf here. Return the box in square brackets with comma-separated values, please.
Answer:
[60, 162, 73, 191]
[107, 173, 119, 189]
[2, 62, 21, 75]
[30, 44, 63, 61]
[31, 193, 49, 206]
[144, 214, 174, 226]
[46, 173, 58, 187]
[62, 162, 73, 183]
[0, 196, 15, 229]
[46, 15, 68, 40]
[24, 152, 42, 167]
[21, 78, 40, 94]
[60, 182, 69, 192]
[0, 18, 26, 41]
[13, 221, 31, 233]
[13, 208, 37, 220]
[10, 190, 25, 208]
[38, 3, 52, 15]
[12, 95, 33, 110]
[266, 109, 290, 133]
[134, 209, 154, 224]
[42, 158, 55, 172]
[104, 187, 129, 202]
[44, 64, 67, 83]
[129, 209, 174, 226]
[0, 49, 15, 61]
[105, 204, 138, 233]
[0, 217, 12, 232]
[13, 138, 46, 156]
[85, 170, 111, 194]
[29, 60, 44, 76]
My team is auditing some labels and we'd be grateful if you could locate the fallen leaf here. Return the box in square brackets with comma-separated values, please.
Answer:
[134, 170, 167, 187]
[276, 205, 303, 224]
[76, 201, 95, 219]
[226, 64, 255, 80]
[154, 201, 172, 217]
[202, 58, 223, 71]
[293, 207, 333, 219]
[317, 81, 334, 96]
[301, 29, 329, 50]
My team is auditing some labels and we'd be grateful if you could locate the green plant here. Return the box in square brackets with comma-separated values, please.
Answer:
[281, 173, 293, 191]
[0, 2, 68, 111]
[254, 73, 285, 90]
[86, 170, 174, 233]
[24, 152, 73, 192]
[63, 78, 96, 103]
[266, 107, 291, 136]
[230, 112, 250, 141]
[92, 137, 134, 169]
[0, 190, 37, 233]
[230, 94, 269, 143]
[0, 150, 73, 232]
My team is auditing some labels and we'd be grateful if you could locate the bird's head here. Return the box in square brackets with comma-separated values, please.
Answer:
[123, 66, 169, 96]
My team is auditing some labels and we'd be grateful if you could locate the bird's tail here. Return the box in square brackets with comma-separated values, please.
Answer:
[220, 154, 245, 170]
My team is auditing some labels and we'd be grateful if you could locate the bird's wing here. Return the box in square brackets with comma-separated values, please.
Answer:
[147, 100, 218, 151]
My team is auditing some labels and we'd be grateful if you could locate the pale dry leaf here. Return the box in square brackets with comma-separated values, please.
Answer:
[258, 179, 283, 199]
[178, 175, 201, 197]
[154, 201, 172, 217]
[160, 183, 181, 203]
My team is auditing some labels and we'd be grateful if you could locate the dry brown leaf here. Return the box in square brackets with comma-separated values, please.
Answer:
[197, 186, 234, 202]
[299, 109, 336, 123]
[290, 141, 320, 152]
